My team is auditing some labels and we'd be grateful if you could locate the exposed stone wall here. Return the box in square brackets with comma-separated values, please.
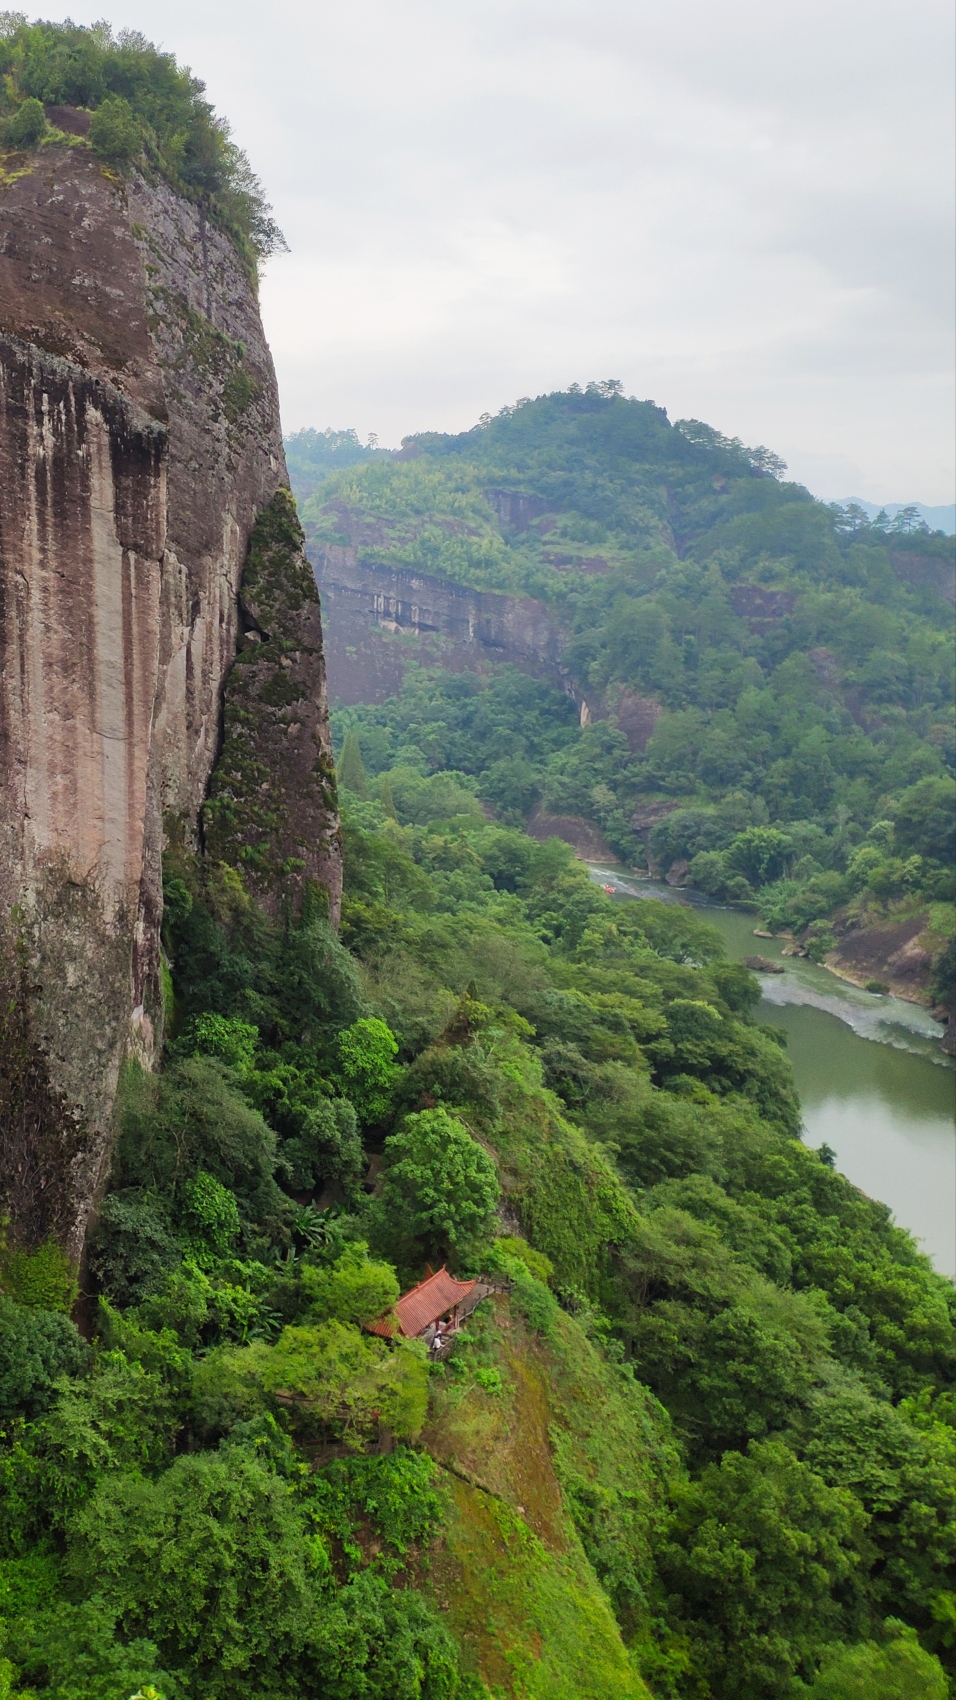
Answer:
[0, 338, 167, 1240]
[309, 541, 570, 706]
[0, 141, 340, 1256]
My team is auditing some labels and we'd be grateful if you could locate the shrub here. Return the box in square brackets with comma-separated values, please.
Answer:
[66, 1445, 330, 1695]
[298, 1243, 400, 1327]
[88, 93, 141, 164]
[181, 1172, 240, 1257]
[113, 1058, 282, 1235]
[305, 1567, 460, 1699]
[277, 1096, 363, 1193]
[307, 1450, 446, 1564]
[193, 1318, 427, 1448]
[491, 1235, 554, 1286]
[87, 1192, 181, 1307]
[4, 95, 46, 147]
[258, 1321, 428, 1443]
[3, 1598, 175, 1700]
[29, 1354, 177, 1522]
[175, 1012, 258, 1072]
[0, 1296, 88, 1420]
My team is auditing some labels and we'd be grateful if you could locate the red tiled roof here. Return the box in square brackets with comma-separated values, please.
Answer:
[365, 1267, 477, 1340]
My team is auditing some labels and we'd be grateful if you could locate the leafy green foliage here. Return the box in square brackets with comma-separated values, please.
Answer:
[332, 665, 580, 829]
[794, 1377, 955, 1651]
[88, 91, 141, 163]
[337, 728, 370, 799]
[4, 1598, 176, 1700]
[0, 1298, 88, 1421]
[284, 427, 384, 503]
[161, 856, 362, 1048]
[658, 1440, 866, 1697]
[67, 1445, 328, 1694]
[3, 94, 45, 146]
[173, 1012, 258, 1071]
[267, 1321, 428, 1440]
[87, 1191, 181, 1308]
[298, 1243, 400, 1326]
[32, 1440, 458, 1700]
[112, 1057, 283, 1242]
[374, 1109, 500, 1266]
[802, 1625, 948, 1700]
[0, 18, 284, 270]
[17, 409, 956, 1694]
[180, 1171, 240, 1257]
[307, 1450, 446, 1570]
[333, 1018, 399, 1125]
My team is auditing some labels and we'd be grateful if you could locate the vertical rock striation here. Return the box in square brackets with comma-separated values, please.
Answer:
[0, 138, 340, 1258]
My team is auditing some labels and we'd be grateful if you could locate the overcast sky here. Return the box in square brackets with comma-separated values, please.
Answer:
[69, 0, 955, 501]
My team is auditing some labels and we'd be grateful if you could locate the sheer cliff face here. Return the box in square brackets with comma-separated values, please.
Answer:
[0, 140, 341, 1257]
[309, 543, 569, 706]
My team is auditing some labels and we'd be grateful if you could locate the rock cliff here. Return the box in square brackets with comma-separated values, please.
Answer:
[0, 136, 341, 1259]
[309, 541, 570, 706]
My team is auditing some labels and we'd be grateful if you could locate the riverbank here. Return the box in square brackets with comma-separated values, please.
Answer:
[585, 862, 956, 1275]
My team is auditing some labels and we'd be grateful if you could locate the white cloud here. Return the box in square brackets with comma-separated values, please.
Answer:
[67, 0, 955, 499]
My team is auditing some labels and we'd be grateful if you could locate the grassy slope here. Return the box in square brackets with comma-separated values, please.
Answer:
[420, 1292, 661, 1699]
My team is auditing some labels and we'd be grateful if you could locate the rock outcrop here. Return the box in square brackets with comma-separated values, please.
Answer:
[825, 914, 936, 1004]
[0, 138, 340, 1258]
[309, 541, 569, 705]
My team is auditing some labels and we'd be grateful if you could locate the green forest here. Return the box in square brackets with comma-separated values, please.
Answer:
[294, 386, 954, 994]
[0, 45, 953, 1681]
[2, 770, 952, 1697]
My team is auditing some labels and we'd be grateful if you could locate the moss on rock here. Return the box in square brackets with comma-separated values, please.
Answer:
[204, 489, 342, 920]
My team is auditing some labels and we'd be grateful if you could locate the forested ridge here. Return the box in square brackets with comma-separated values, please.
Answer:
[1, 748, 952, 1695]
[293, 387, 954, 1005]
[0, 73, 952, 1693]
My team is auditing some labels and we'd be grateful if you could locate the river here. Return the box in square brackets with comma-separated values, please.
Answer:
[586, 864, 956, 1276]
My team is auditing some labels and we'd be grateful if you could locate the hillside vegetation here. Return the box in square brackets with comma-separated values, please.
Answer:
[0, 17, 283, 270]
[2, 756, 952, 1695]
[293, 386, 955, 1003]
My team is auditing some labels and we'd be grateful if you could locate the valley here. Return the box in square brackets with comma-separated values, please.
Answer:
[0, 22, 952, 1700]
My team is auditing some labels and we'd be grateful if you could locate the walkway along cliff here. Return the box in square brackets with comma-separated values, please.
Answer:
[0, 131, 341, 1261]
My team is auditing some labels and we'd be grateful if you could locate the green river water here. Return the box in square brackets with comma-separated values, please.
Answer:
[586, 865, 956, 1276]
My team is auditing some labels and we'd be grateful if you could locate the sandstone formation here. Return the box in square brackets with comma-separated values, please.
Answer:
[309, 540, 570, 705]
[0, 137, 340, 1258]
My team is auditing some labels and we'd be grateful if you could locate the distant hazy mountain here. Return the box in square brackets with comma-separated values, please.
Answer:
[839, 498, 955, 534]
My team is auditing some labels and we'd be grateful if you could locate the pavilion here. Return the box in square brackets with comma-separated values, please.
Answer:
[365, 1266, 488, 1349]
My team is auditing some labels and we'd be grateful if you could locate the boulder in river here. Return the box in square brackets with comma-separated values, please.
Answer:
[744, 955, 785, 973]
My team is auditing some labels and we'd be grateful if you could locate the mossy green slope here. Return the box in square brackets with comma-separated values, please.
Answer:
[421, 1290, 660, 1698]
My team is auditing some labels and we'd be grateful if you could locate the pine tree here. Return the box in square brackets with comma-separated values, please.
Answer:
[378, 775, 398, 819]
[337, 729, 369, 798]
